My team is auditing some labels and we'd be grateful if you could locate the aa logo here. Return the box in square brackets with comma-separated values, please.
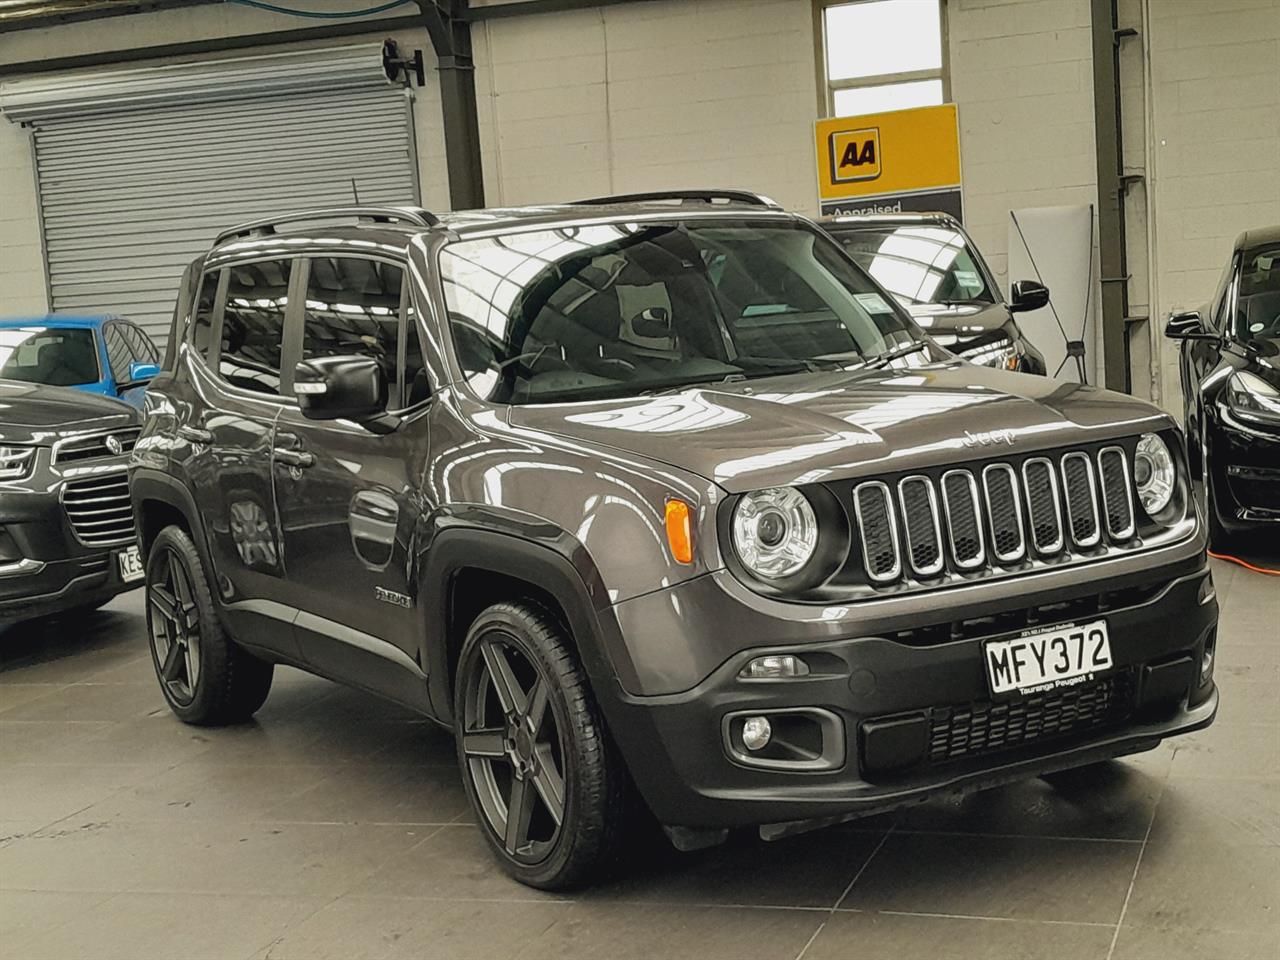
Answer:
[829, 127, 881, 183]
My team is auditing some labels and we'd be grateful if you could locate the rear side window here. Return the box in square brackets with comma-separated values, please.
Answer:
[191, 271, 221, 360]
[220, 259, 292, 396]
[105, 321, 160, 383]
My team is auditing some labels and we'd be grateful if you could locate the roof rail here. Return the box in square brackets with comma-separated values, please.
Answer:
[567, 190, 782, 209]
[214, 206, 440, 246]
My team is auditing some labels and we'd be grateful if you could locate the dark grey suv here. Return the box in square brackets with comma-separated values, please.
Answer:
[132, 193, 1218, 888]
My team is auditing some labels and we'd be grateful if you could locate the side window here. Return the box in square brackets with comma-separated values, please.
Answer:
[220, 259, 292, 395]
[121, 322, 158, 365]
[103, 323, 132, 383]
[191, 271, 221, 360]
[302, 257, 422, 409]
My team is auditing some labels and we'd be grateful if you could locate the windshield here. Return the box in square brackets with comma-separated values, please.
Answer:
[440, 220, 923, 404]
[1236, 245, 1280, 344]
[832, 223, 996, 307]
[0, 326, 100, 387]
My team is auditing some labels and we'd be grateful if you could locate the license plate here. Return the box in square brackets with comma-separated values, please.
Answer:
[116, 545, 144, 583]
[984, 619, 1112, 696]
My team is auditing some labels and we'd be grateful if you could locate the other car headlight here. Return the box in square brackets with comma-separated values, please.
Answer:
[962, 338, 1025, 371]
[731, 487, 818, 579]
[1133, 433, 1175, 515]
[1225, 370, 1280, 424]
[0, 445, 35, 482]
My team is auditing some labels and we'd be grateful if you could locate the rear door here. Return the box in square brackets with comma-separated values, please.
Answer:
[271, 253, 433, 703]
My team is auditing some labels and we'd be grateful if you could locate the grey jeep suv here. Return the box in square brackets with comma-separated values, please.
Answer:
[132, 192, 1218, 888]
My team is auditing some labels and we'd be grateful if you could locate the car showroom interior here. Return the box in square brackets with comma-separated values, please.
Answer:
[0, 0, 1277, 958]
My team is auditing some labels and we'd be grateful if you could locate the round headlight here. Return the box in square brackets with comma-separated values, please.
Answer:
[731, 487, 818, 579]
[1133, 433, 1175, 515]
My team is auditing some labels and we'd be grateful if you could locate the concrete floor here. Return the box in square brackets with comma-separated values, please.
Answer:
[1, 558, 1276, 960]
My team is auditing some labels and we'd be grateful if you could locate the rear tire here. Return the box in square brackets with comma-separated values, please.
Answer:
[144, 525, 273, 725]
[454, 601, 630, 889]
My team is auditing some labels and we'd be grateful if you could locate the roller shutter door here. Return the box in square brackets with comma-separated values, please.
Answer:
[5, 44, 418, 347]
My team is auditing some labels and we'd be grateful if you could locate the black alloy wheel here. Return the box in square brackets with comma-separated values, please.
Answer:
[455, 602, 629, 889]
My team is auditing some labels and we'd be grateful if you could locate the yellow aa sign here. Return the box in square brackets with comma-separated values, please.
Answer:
[815, 104, 962, 217]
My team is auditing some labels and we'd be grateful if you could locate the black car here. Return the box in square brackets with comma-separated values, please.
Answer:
[821, 213, 1049, 374]
[0, 380, 144, 625]
[133, 197, 1215, 889]
[1166, 225, 1280, 545]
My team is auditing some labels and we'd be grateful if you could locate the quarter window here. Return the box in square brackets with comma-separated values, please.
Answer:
[191, 271, 221, 360]
[220, 259, 292, 396]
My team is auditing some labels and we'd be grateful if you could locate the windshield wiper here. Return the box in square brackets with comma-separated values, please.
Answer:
[865, 340, 932, 369]
[643, 373, 748, 397]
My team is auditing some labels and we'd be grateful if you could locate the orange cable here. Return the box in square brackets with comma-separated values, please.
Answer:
[1207, 550, 1280, 576]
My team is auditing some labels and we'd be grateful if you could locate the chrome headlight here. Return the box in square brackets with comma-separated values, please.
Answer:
[1225, 370, 1280, 424]
[0, 445, 35, 482]
[731, 487, 818, 579]
[1133, 433, 1175, 515]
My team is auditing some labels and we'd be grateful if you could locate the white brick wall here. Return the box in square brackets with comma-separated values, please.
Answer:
[0, 120, 46, 315]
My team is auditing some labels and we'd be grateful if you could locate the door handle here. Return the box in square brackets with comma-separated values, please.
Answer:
[177, 425, 213, 444]
[273, 446, 315, 469]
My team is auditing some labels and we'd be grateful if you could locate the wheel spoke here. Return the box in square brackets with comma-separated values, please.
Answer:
[481, 640, 527, 717]
[184, 637, 199, 690]
[524, 678, 548, 735]
[149, 584, 178, 624]
[504, 776, 535, 854]
[463, 728, 507, 758]
[532, 750, 565, 827]
[160, 638, 185, 681]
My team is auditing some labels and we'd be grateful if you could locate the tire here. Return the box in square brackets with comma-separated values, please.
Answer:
[144, 525, 273, 725]
[454, 601, 629, 889]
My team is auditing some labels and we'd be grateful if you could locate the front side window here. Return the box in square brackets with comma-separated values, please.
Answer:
[0, 326, 101, 387]
[220, 259, 292, 396]
[1236, 245, 1280, 344]
[441, 220, 921, 405]
[834, 224, 995, 306]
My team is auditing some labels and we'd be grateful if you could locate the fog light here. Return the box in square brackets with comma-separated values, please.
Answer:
[1198, 573, 1216, 606]
[741, 716, 772, 751]
[1201, 635, 1216, 684]
[739, 654, 810, 680]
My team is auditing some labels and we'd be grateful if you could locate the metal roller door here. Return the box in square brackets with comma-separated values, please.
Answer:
[2, 44, 419, 346]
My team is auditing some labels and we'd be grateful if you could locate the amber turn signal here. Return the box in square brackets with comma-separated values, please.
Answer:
[665, 498, 694, 565]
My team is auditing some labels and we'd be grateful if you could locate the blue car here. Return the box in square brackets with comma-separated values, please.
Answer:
[0, 315, 160, 409]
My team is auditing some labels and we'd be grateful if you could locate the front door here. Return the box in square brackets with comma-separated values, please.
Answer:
[271, 255, 432, 705]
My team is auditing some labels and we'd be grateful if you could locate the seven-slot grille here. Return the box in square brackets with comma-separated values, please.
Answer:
[61, 471, 136, 546]
[53, 428, 140, 465]
[851, 446, 1138, 582]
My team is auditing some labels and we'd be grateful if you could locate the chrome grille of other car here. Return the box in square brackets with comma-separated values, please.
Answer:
[61, 471, 136, 546]
[850, 446, 1141, 586]
[53, 428, 140, 465]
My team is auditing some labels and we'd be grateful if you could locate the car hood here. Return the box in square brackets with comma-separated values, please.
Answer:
[0, 379, 138, 443]
[506, 361, 1172, 492]
[906, 301, 1016, 352]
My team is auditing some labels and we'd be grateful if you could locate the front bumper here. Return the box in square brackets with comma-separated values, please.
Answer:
[600, 559, 1217, 832]
[1214, 409, 1280, 529]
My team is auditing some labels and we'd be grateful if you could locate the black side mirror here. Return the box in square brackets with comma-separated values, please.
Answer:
[293, 356, 399, 434]
[1009, 280, 1050, 313]
[1164, 310, 1217, 341]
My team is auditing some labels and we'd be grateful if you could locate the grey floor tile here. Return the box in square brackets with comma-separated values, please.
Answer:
[803, 911, 1115, 960]
[260, 761, 469, 825]
[0, 683, 63, 714]
[897, 761, 1162, 841]
[839, 832, 1141, 923]
[0, 681, 162, 722]
[519, 902, 824, 960]
[1149, 776, 1280, 847]
[0, 719, 112, 764]
[0, 762, 161, 823]
[1111, 922, 1280, 960]
[1213, 678, 1280, 728]
[14, 891, 328, 960]
[1166, 724, 1280, 781]
[253, 896, 572, 960]
[1121, 837, 1280, 934]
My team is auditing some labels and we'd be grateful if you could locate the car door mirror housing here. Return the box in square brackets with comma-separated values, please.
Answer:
[1164, 310, 1217, 341]
[1009, 280, 1050, 313]
[127, 361, 161, 384]
[294, 356, 398, 433]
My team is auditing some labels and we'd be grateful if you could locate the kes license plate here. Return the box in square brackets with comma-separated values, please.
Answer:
[116, 545, 144, 583]
[984, 619, 1112, 696]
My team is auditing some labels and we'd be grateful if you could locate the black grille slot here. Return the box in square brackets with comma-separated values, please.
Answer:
[982, 464, 1025, 562]
[1097, 447, 1135, 538]
[898, 477, 943, 576]
[62, 472, 136, 546]
[1061, 453, 1101, 546]
[941, 470, 984, 569]
[854, 482, 900, 581]
[54, 429, 140, 466]
[1022, 458, 1064, 554]
[926, 674, 1130, 764]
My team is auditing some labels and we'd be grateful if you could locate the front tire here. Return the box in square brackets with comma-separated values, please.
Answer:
[454, 601, 629, 889]
[144, 525, 273, 725]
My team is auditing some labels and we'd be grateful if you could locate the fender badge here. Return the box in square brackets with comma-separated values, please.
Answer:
[374, 587, 412, 609]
